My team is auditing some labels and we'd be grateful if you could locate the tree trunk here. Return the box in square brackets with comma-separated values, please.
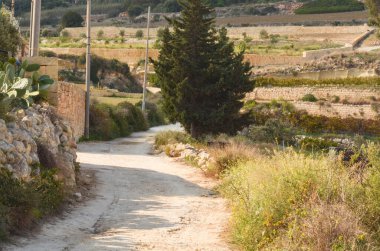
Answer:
[190, 122, 198, 139]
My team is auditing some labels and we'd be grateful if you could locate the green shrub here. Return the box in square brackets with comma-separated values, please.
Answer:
[220, 145, 380, 250]
[155, 131, 192, 149]
[89, 102, 120, 140]
[245, 119, 296, 144]
[299, 137, 339, 152]
[117, 101, 148, 132]
[136, 101, 166, 127]
[0, 61, 54, 112]
[0, 166, 64, 240]
[89, 101, 148, 141]
[301, 93, 318, 102]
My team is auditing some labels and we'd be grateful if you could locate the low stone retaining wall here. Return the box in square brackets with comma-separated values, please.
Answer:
[293, 102, 378, 120]
[248, 86, 380, 103]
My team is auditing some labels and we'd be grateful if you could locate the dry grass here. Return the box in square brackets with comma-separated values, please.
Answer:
[206, 143, 258, 178]
[91, 96, 141, 105]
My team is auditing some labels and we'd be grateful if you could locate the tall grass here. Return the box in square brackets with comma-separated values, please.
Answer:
[220, 144, 380, 250]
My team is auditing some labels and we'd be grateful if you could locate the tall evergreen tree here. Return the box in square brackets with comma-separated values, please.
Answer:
[153, 0, 253, 138]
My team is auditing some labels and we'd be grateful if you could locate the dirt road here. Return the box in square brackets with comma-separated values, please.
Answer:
[6, 125, 231, 251]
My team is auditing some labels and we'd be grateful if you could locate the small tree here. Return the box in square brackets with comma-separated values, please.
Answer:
[119, 29, 125, 37]
[153, 0, 253, 137]
[135, 30, 144, 39]
[260, 29, 269, 39]
[366, 0, 380, 37]
[97, 30, 104, 39]
[61, 11, 84, 28]
[0, 9, 21, 60]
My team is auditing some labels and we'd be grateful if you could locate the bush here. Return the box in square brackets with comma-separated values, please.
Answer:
[97, 30, 104, 39]
[155, 131, 192, 149]
[0, 167, 64, 240]
[301, 93, 318, 102]
[244, 119, 296, 144]
[299, 137, 339, 152]
[135, 30, 144, 39]
[220, 144, 380, 250]
[207, 143, 257, 177]
[89, 102, 120, 140]
[136, 101, 166, 127]
[61, 11, 84, 28]
[89, 101, 148, 141]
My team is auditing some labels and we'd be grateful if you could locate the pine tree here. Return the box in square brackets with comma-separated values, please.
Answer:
[153, 0, 253, 138]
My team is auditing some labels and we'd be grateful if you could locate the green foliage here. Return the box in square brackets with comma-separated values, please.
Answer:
[220, 145, 380, 250]
[61, 11, 84, 28]
[0, 167, 64, 240]
[89, 100, 148, 141]
[89, 102, 120, 140]
[154, 131, 193, 149]
[259, 29, 269, 39]
[299, 137, 339, 152]
[295, 0, 364, 14]
[0, 61, 54, 112]
[256, 77, 380, 88]
[136, 101, 167, 127]
[97, 30, 104, 39]
[366, 0, 380, 28]
[135, 30, 143, 39]
[244, 119, 296, 144]
[153, 0, 253, 138]
[301, 93, 318, 102]
[0, 10, 22, 61]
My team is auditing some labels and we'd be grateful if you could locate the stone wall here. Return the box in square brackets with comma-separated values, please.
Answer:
[248, 86, 380, 103]
[292, 102, 378, 119]
[43, 47, 160, 66]
[302, 46, 353, 60]
[244, 54, 307, 67]
[48, 82, 86, 140]
[0, 104, 78, 188]
[247, 86, 380, 119]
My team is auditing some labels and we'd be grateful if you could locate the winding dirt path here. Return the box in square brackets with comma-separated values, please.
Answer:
[6, 125, 231, 251]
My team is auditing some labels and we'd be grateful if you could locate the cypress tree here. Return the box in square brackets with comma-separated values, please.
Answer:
[153, 0, 253, 138]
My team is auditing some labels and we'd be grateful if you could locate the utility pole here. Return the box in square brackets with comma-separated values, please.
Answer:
[29, 0, 34, 57]
[84, 0, 91, 138]
[142, 6, 150, 112]
[30, 0, 41, 57]
[11, 0, 15, 16]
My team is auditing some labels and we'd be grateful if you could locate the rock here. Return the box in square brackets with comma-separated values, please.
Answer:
[74, 192, 82, 202]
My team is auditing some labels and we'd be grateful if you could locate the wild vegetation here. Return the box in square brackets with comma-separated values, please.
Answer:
[0, 166, 65, 240]
[0, 9, 22, 61]
[88, 100, 166, 141]
[0, 60, 54, 118]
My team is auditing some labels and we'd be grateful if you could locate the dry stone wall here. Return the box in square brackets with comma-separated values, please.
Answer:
[248, 86, 380, 103]
[48, 82, 86, 140]
[292, 102, 378, 119]
[248, 86, 380, 119]
[0, 104, 78, 188]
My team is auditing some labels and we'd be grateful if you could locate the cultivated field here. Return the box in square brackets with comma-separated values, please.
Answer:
[65, 25, 371, 45]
